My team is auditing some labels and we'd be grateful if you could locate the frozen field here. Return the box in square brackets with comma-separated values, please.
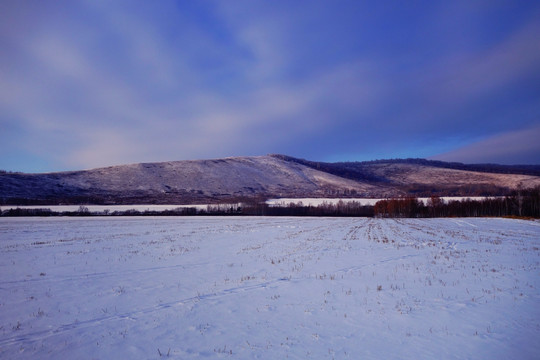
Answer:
[0, 217, 539, 359]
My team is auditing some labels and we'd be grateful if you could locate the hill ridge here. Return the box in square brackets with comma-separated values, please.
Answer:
[2, 155, 540, 205]
[269, 154, 540, 177]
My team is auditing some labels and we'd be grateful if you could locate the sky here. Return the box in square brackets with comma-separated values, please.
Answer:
[1, 0, 539, 173]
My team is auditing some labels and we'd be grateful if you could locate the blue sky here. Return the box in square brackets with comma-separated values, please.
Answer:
[1, 0, 539, 172]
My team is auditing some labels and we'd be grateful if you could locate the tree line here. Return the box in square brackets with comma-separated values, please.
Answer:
[0, 200, 374, 217]
[373, 186, 539, 218]
[1, 186, 538, 218]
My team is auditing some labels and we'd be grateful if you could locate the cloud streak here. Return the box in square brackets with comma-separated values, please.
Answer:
[431, 125, 540, 165]
[1, 0, 539, 172]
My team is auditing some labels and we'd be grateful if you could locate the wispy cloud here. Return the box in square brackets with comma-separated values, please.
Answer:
[432, 125, 540, 164]
[1, 1, 539, 171]
[418, 15, 540, 114]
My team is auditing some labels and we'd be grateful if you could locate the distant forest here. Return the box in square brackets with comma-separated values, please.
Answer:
[2, 186, 538, 218]
[372, 186, 539, 218]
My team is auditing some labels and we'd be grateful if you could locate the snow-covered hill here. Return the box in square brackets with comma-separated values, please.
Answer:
[1, 155, 539, 204]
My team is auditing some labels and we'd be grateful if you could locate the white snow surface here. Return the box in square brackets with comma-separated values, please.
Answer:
[266, 197, 497, 207]
[0, 204, 210, 213]
[0, 217, 539, 359]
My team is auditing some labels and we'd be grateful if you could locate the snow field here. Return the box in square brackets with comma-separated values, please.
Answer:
[0, 217, 539, 359]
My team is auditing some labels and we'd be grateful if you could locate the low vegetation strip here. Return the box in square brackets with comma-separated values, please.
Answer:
[1, 186, 538, 218]
[373, 186, 539, 218]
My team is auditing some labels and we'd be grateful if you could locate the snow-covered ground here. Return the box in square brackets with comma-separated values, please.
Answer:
[0, 204, 209, 213]
[267, 197, 496, 206]
[0, 217, 538, 359]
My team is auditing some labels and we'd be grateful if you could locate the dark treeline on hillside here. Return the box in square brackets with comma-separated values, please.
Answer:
[374, 186, 540, 218]
[270, 154, 386, 183]
[271, 154, 540, 178]
[360, 158, 540, 176]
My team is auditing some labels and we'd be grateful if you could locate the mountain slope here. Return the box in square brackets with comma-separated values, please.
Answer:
[0, 156, 383, 204]
[271, 155, 540, 196]
[1, 155, 540, 205]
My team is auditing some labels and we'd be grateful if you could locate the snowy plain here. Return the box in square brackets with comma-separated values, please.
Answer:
[0, 216, 539, 359]
[266, 197, 495, 207]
